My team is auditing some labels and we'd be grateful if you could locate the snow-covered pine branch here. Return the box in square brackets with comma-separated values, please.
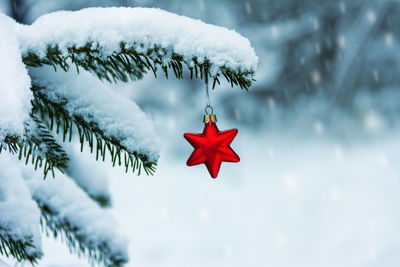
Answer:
[22, 167, 128, 266]
[17, 7, 258, 89]
[0, 155, 42, 264]
[0, 14, 32, 150]
[30, 66, 160, 175]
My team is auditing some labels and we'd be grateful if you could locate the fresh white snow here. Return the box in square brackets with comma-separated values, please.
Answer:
[0, 14, 33, 142]
[0, 259, 10, 267]
[16, 7, 258, 75]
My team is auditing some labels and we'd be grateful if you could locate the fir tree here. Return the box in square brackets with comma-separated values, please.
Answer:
[0, 7, 257, 266]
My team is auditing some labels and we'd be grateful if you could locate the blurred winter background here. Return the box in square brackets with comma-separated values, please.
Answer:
[2, 0, 400, 266]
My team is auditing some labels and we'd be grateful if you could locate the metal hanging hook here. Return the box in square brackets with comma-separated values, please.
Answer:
[205, 105, 214, 115]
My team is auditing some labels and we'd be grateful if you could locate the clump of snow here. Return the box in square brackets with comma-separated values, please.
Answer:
[29, 66, 160, 162]
[22, 166, 128, 264]
[0, 154, 42, 258]
[0, 259, 10, 266]
[0, 14, 33, 142]
[16, 7, 258, 74]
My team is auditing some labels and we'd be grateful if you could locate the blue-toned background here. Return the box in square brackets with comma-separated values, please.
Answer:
[2, 1, 400, 266]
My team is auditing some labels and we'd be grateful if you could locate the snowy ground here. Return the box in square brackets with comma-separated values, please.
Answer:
[38, 127, 400, 267]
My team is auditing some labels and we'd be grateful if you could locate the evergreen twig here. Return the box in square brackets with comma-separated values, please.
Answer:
[0, 116, 69, 178]
[38, 204, 126, 267]
[22, 43, 255, 90]
[31, 85, 157, 175]
[0, 232, 40, 264]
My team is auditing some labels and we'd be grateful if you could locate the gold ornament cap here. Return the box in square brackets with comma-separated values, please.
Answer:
[204, 114, 217, 123]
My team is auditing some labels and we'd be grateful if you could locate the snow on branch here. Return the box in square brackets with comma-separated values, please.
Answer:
[30, 66, 160, 175]
[0, 14, 32, 146]
[23, 167, 129, 267]
[63, 141, 112, 207]
[17, 7, 258, 89]
[0, 155, 42, 264]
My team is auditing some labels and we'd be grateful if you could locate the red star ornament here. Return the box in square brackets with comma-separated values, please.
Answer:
[184, 115, 240, 178]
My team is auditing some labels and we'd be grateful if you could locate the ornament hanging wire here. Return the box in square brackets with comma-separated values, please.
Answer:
[205, 81, 214, 115]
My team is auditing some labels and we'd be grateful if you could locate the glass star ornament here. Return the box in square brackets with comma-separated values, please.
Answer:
[184, 114, 240, 178]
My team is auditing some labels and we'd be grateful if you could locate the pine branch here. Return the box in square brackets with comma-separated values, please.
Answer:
[38, 204, 126, 267]
[0, 116, 69, 178]
[0, 232, 40, 265]
[22, 44, 254, 90]
[23, 115, 69, 177]
[31, 84, 157, 175]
